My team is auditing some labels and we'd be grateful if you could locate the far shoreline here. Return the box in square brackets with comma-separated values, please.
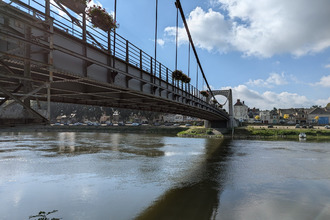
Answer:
[0, 124, 189, 135]
[1, 124, 330, 141]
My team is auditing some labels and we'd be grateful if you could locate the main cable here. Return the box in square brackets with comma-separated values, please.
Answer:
[175, 0, 216, 100]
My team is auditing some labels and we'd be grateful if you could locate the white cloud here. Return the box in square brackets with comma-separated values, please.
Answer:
[315, 97, 330, 107]
[314, 75, 330, 87]
[219, 85, 310, 110]
[165, 0, 330, 57]
[222, 0, 330, 57]
[247, 72, 287, 88]
[157, 39, 165, 47]
[324, 64, 330, 69]
[165, 7, 231, 52]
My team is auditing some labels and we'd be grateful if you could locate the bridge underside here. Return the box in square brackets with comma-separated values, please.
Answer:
[0, 0, 230, 126]
[205, 120, 228, 129]
[0, 58, 225, 121]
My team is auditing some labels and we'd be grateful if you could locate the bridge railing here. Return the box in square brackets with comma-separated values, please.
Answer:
[3, 0, 212, 104]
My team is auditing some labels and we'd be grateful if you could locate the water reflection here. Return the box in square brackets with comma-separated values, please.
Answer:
[215, 140, 330, 220]
[33, 133, 167, 157]
[136, 139, 232, 220]
[2, 132, 329, 219]
[58, 132, 76, 153]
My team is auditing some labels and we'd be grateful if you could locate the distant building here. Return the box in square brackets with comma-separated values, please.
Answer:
[268, 108, 279, 124]
[100, 114, 110, 123]
[162, 114, 200, 123]
[278, 108, 307, 124]
[308, 105, 330, 124]
[234, 99, 249, 122]
[278, 108, 295, 123]
[56, 112, 77, 124]
[56, 115, 67, 124]
[259, 110, 271, 124]
[112, 110, 120, 123]
[248, 107, 260, 121]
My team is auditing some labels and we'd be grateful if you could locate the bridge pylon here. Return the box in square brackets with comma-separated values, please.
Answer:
[204, 89, 234, 129]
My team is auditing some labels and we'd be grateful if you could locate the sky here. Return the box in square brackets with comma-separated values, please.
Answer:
[62, 0, 330, 110]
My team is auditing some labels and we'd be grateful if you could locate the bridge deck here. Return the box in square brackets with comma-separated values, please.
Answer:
[0, 0, 229, 123]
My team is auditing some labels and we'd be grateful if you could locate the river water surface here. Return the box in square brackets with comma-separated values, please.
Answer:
[0, 132, 330, 219]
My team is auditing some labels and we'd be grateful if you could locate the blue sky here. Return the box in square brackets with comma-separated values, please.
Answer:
[64, 0, 330, 110]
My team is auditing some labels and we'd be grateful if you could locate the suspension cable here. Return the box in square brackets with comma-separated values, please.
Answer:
[153, 0, 158, 81]
[188, 42, 190, 77]
[202, 77, 205, 90]
[112, 0, 117, 68]
[196, 63, 198, 89]
[154, 0, 158, 66]
[175, 0, 216, 99]
[175, 3, 179, 71]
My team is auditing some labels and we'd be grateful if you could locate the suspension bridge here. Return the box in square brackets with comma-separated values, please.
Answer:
[0, 0, 233, 128]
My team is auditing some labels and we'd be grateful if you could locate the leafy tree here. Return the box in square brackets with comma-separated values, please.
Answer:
[283, 114, 289, 119]
[326, 103, 330, 109]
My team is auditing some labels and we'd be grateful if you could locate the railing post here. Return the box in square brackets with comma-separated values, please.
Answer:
[166, 68, 168, 83]
[112, 29, 116, 69]
[150, 57, 153, 94]
[83, 11, 88, 77]
[45, 0, 50, 17]
[125, 40, 129, 73]
[139, 50, 142, 69]
[139, 50, 144, 92]
[150, 57, 153, 76]
[125, 40, 129, 63]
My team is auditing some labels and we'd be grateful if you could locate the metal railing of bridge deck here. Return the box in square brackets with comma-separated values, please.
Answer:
[3, 0, 213, 104]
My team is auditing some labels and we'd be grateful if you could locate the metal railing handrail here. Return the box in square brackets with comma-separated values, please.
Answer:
[3, 0, 226, 113]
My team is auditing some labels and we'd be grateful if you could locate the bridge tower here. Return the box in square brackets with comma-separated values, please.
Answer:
[204, 89, 233, 129]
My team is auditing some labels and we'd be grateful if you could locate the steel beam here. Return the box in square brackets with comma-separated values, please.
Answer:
[0, 85, 47, 122]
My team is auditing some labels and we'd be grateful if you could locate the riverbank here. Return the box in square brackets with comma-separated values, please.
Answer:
[232, 126, 330, 140]
[1, 124, 330, 140]
[177, 127, 224, 138]
[0, 124, 188, 135]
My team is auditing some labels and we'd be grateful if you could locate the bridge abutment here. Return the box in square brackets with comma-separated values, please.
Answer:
[204, 120, 228, 128]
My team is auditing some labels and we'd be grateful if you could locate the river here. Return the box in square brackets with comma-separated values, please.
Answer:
[0, 132, 330, 219]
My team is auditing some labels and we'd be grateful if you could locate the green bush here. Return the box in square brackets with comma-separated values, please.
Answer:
[206, 129, 213, 135]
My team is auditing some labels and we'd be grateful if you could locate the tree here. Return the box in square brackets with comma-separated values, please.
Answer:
[326, 103, 330, 110]
[255, 115, 260, 120]
[283, 114, 289, 119]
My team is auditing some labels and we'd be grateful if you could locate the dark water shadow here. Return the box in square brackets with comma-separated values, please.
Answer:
[116, 134, 166, 157]
[135, 138, 233, 220]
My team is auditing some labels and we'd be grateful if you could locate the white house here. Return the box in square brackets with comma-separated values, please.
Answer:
[234, 99, 249, 122]
[259, 110, 271, 124]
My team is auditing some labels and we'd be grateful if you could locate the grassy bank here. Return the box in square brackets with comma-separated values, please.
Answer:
[2, 124, 330, 140]
[177, 127, 224, 138]
[233, 126, 330, 140]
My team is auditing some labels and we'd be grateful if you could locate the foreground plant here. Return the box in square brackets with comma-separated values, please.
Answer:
[87, 5, 118, 31]
[200, 90, 209, 97]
